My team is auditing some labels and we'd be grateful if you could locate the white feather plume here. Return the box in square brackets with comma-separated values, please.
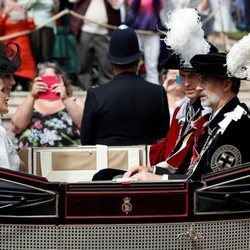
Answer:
[226, 33, 250, 80]
[163, 8, 210, 68]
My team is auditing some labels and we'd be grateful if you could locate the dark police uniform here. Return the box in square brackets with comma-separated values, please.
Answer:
[80, 72, 170, 146]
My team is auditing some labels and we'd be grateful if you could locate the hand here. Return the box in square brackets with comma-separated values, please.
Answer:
[51, 76, 68, 101]
[31, 77, 48, 98]
[123, 165, 146, 178]
[123, 165, 162, 181]
[107, 0, 119, 5]
[106, 0, 122, 9]
[163, 71, 178, 92]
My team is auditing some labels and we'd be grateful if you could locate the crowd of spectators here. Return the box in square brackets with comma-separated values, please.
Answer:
[0, 2, 249, 184]
[0, 0, 248, 92]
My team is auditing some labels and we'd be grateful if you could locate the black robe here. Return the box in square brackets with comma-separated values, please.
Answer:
[187, 96, 250, 180]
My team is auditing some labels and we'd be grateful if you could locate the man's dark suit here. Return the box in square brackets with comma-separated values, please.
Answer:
[80, 72, 170, 146]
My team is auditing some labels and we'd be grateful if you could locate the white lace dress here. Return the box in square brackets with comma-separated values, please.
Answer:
[0, 118, 20, 171]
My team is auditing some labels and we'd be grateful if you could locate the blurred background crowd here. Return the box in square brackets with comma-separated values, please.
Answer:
[0, 0, 249, 92]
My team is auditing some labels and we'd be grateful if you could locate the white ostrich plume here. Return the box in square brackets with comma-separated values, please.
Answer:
[163, 8, 210, 68]
[226, 33, 250, 80]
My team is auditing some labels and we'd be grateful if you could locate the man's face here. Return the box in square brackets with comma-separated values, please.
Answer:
[196, 74, 225, 111]
[179, 70, 201, 101]
[0, 74, 15, 97]
[0, 78, 9, 114]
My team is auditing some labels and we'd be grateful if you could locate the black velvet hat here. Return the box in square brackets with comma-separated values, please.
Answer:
[107, 25, 142, 65]
[160, 42, 218, 72]
[159, 52, 182, 70]
[190, 52, 230, 79]
[0, 42, 21, 74]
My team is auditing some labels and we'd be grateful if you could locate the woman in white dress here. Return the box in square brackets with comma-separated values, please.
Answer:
[210, 0, 236, 51]
[0, 42, 21, 170]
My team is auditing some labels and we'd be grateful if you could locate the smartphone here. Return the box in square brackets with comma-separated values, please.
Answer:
[38, 75, 61, 100]
[176, 75, 182, 84]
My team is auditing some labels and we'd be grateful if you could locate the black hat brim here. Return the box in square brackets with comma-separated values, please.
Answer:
[190, 53, 230, 79]
[160, 42, 218, 72]
[160, 53, 198, 72]
[107, 51, 142, 65]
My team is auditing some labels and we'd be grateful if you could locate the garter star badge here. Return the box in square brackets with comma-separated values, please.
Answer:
[211, 145, 242, 172]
